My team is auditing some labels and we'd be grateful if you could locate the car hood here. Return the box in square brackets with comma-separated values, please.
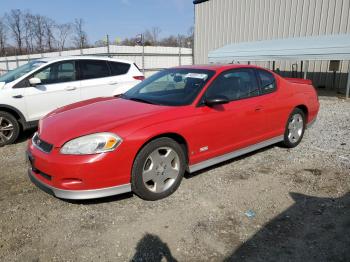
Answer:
[39, 97, 173, 147]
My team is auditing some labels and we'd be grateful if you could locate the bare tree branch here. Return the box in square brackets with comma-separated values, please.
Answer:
[43, 17, 56, 51]
[73, 18, 88, 49]
[0, 17, 7, 56]
[5, 9, 24, 54]
[56, 23, 72, 51]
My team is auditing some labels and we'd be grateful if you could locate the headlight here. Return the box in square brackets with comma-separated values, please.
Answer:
[60, 133, 122, 155]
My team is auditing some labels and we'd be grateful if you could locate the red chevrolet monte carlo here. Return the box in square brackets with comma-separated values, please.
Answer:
[27, 65, 319, 201]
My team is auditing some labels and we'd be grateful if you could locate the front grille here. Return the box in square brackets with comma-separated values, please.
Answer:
[32, 133, 53, 153]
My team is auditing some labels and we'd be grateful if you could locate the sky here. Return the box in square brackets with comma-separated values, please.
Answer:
[0, 0, 194, 43]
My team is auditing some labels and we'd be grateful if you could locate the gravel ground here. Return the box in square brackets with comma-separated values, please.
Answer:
[0, 97, 349, 262]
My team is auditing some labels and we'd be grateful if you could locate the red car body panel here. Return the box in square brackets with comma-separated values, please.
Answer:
[27, 64, 319, 198]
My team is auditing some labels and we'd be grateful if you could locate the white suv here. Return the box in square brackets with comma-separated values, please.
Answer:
[0, 56, 144, 146]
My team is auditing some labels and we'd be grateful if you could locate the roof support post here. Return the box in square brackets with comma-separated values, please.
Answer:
[303, 60, 309, 79]
[346, 68, 350, 99]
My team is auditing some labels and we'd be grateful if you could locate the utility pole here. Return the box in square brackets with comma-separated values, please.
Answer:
[136, 34, 145, 74]
[178, 35, 182, 66]
[106, 34, 110, 55]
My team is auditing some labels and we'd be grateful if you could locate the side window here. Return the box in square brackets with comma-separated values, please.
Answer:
[109, 62, 131, 76]
[33, 61, 76, 85]
[206, 68, 260, 101]
[79, 60, 110, 80]
[257, 69, 276, 94]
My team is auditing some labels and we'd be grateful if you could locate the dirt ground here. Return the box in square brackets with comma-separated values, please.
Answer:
[0, 97, 349, 262]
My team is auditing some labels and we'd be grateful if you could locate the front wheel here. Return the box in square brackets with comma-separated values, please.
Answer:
[131, 137, 186, 201]
[0, 111, 20, 147]
[282, 108, 306, 148]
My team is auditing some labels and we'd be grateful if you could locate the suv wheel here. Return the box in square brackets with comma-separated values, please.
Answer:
[0, 111, 20, 147]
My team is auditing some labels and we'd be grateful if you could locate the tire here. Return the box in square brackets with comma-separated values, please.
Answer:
[131, 137, 186, 201]
[0, 111, 20, 147]
[281, 108, 306, 148]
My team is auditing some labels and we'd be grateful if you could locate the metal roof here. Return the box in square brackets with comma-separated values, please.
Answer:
[208, 34, 350, 63]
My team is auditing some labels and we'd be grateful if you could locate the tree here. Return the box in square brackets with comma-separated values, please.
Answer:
[160, 35, 178, 47]
[56, 23, 72, 51]
[43, 17, 56, 51]
[32, 15, 46, 52]
[144, 26, 161, 45]
[5, 9, 24, 54]
[0, 17, 7, 56]
[23, 12, 35, 53]
[73, 18, 88, 48]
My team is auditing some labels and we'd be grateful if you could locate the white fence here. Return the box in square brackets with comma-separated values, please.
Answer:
[0, 45, 193, 77]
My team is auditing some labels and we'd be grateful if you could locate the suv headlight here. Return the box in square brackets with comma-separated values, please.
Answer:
[60, 133, 122, 155]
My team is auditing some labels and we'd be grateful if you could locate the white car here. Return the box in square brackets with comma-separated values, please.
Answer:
[0, 56, 144, 146]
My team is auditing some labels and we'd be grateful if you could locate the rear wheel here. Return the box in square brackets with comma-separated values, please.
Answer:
[131, 137, 186, 201]
[0, 111, 20, 147]
[282, 108, 306, 148]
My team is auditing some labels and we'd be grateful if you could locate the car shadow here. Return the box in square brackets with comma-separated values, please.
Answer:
[225, 192, 350, 262]
[131, 233, 178, 262]
[16, 128, 36, 144]
[128, 192, 350, 261]
[184, 144, 275, 179]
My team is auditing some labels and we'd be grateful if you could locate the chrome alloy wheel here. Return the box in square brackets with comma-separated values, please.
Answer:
[142, 147, 181, 193]
[0, 116, 14, 144]
[287, 113, 304, 143]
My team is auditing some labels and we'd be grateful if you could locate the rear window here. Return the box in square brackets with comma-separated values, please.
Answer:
[108, 62, 131, 76]
[79, 60, 110, 80]
[257, 69, 276, 94]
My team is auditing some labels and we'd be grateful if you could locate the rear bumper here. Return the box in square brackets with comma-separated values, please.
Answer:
[28, 168, 131, 200]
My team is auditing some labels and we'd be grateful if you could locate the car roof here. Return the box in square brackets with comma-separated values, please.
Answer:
[174, 64, 265, 72]
[36, 56, 133, 64]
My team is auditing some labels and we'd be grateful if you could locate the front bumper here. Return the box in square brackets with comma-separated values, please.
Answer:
[26, 136, 136, 200]
[28, 168, 131, 200]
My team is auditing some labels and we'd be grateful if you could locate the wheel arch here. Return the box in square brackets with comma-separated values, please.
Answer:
[295, 104, 309, 122]
[0, 104, 26, 130]
[134, 132, 190, 166]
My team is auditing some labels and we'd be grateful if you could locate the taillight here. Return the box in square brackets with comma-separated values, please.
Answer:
[133, 76, 145, 81]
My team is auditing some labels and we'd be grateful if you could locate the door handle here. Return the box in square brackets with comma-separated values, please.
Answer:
[65, 86, 77, 91]
[108, 82, 119, 85]
[12, 95, 23, 99]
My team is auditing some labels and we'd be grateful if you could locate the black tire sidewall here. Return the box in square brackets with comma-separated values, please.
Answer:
[0, 111, 20, 147]
[131, 137, 186, 201]
[283, 108, 306, 148]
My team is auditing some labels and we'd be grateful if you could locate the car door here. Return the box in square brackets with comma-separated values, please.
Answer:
[107, 61, 138, 95]
[255, 69, 284, 137]
[23, 60, 80, 121]
[79, 59, 119, 100]
[190, 68, 268, 163]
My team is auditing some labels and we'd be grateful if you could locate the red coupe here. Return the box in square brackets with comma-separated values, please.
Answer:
[27, 65, 319, 201]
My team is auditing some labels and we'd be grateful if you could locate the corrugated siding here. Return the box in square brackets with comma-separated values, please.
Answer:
[194, 0, 350, 91]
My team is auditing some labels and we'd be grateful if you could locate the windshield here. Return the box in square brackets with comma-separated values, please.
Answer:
[0, 60, 47, 84]
[123, 68, 215, 106]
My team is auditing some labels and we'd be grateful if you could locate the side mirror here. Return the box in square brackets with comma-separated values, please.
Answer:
[205, 95, 229, 106]
[29, 77, 41, 86]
